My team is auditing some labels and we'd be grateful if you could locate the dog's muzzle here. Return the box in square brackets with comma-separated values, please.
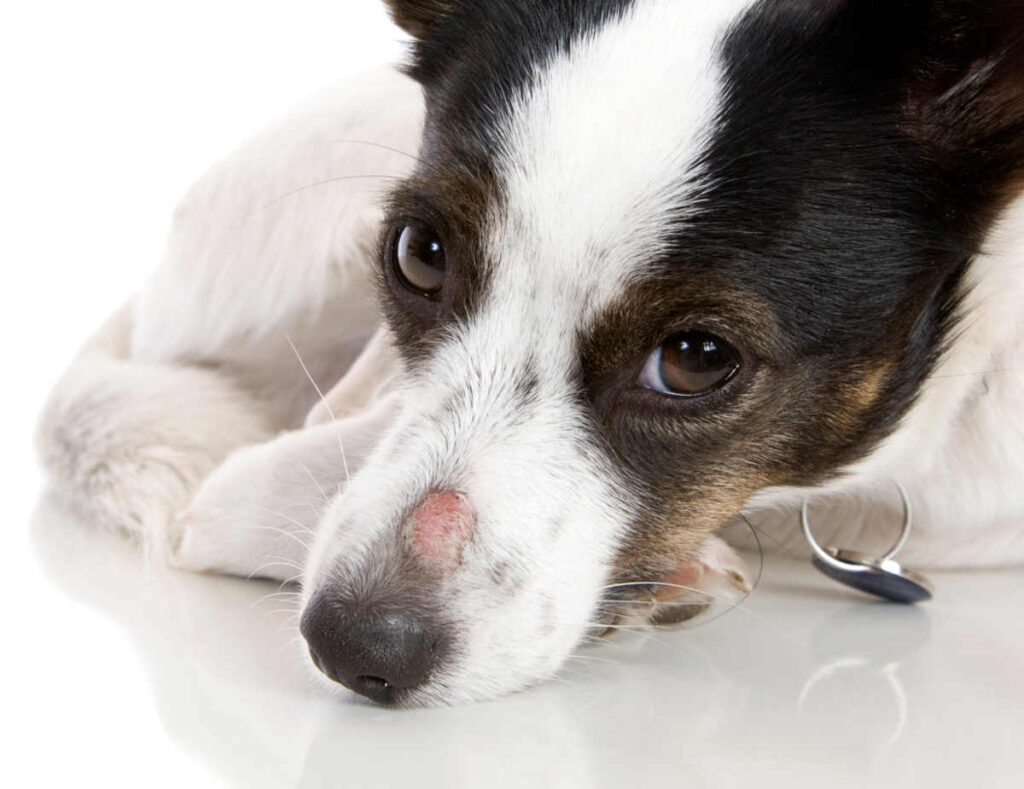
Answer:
[300, 491, 475, 704]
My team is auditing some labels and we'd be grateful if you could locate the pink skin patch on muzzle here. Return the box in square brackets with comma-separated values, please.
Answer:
[409, 491, 477, 570]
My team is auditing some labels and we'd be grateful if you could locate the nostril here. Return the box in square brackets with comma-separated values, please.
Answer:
[350, 674, 399, 705]
[300, 587, 444, 704]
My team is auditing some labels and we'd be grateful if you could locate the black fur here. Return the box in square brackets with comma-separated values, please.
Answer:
[378, 0, 1024, 584]
[383, 0, 458, 39]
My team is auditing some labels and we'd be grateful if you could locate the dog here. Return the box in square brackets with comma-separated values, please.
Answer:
[38, 0, 1024, 706]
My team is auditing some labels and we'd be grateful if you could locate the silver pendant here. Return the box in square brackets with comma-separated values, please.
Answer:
[801, 484, 933, 604]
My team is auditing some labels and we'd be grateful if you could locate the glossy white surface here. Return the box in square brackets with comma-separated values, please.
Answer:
[14, 498, 1024, 788]
[4, 4, 1022, 787]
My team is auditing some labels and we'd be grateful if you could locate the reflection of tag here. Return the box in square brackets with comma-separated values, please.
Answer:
[798, 603, 931, 753]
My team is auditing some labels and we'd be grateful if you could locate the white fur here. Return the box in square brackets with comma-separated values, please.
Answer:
[39, 67, 422, 559]
[497, 0, 756, 317]
[308, 0, 767, 702]
[37, 303, 276, 559]
[37, 1, 1024, 706]
[133, 67, 423, 427]
[175, 387, 405, 580]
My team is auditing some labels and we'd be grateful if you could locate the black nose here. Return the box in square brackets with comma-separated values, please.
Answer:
[300, 591, 438, 705]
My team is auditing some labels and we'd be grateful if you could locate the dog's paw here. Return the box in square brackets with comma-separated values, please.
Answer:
[169, 437, 323, 581]
[647, 535, 753, 627]
[172, 393, 403, 581]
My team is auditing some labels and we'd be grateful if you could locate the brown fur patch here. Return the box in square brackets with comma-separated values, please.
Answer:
[844, 363, 891, 415]
[379, 153, 499, 362]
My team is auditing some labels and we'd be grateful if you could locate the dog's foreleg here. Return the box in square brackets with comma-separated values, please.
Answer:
[172, 392, 403, 582]
[644, 535, 754, 627]
[304, 326, 399, 427]
[37, 303, 276, 555]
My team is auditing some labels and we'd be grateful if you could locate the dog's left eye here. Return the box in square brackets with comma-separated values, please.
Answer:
[393, 224, 446, 297]
[639, 331, 741, 397]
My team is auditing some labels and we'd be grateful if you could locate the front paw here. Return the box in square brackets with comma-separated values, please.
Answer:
[169, 442, 317, 581]
[168, 423, 358, 581]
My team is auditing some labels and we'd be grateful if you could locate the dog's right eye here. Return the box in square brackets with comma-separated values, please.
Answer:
[393, 224, 446, 298]
[639, 331, 741, 397]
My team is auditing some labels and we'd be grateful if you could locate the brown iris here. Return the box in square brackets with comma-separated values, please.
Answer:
[394, 224, 446, 296]
[644, 331, 741, 396]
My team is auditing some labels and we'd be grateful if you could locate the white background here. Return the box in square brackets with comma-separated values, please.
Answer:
[2, 3, 402, 786]
[3, 3, 1022, 788]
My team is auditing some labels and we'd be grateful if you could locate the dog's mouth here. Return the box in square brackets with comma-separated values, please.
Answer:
[590, 567, 743, 637]
[298, 529, 752, 707]
[589, 590, 707, 636]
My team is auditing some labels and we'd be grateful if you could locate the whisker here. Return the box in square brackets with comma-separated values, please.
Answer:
[929, 368, 1023, 380]
[602, 580, 718, 596]
[257, 174, 402, 214]
[251, 525, 312, 553]
[247, 560, 305, 582]
[320, 138, 420, 162]
[249, 508, 315, 538]
[252, 591, 302, 608]
[294, 455, 330, 503]
[584, 622, 650, 631]
[286, 333, 351, 488]
[249, 575, 302, 607]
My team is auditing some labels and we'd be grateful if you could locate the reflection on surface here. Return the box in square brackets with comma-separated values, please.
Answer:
[798, 603, 931, 753]
[31, 492, 1023, 788]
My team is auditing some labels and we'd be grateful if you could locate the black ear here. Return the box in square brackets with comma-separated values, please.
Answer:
[903, 1, 1024, 203]
[383, 0, 457, 39]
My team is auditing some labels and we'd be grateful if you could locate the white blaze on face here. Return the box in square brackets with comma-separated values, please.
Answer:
[306, 0, 759, 704]
[492, 0, 757, 316]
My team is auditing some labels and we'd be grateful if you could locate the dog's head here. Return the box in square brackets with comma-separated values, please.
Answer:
[300, 0, 1024, 705]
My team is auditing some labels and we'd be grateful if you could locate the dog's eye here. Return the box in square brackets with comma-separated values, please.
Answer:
[640, 331, 741, 397]
[393, 224, 446, 297]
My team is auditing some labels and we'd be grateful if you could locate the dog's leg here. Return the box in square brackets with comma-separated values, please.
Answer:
[130, 67, 423, 428]
[644, 535, 754, 627]
[303, 325, 400, 427]
[172, 391, 403, 582]
[172, 332, 403, 582]
[37, 304, 277, 556]
[38, 67, 424, 559]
